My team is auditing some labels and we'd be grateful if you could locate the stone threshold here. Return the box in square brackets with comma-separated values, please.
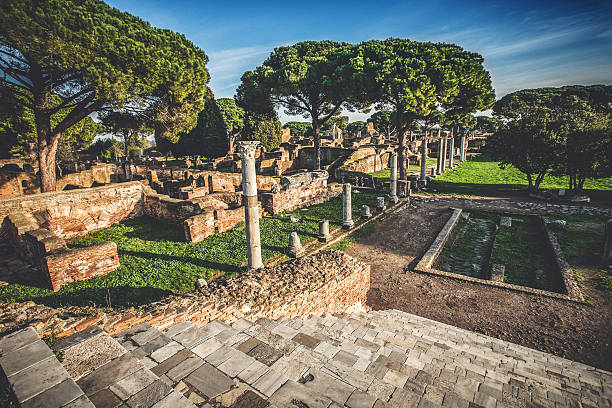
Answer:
[413, 208, 585, 304]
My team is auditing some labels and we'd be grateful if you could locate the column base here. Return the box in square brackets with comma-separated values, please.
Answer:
[389, 195, 399, 204]
[287, 248, 304, 258]
[342, 220, 354, 229]
[318, 234, 331, 243]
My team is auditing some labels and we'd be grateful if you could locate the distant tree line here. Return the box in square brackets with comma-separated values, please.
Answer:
[486, 85, 612, 192]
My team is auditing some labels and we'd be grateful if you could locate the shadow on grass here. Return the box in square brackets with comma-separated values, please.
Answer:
[122, 218, 185, 242]
[119, 250, 237, 274]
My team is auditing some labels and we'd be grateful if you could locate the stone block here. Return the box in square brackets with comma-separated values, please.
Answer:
[20, 379, 84, 408]
[185, 363, 234, 399]
[490, 264, 505, 282]
[44, 241, 120, 291]
[183, 209, 216, 242]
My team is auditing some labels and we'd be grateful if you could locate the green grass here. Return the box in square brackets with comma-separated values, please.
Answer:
[369, 158, 437, 179]
[436, 211, 499, 278]
[490, 216, 559, 290]
[597, 268, 612, 291]
[427, 154, 612, 200]
[0, 190, 381, 308]
[545, 214, 608, 292]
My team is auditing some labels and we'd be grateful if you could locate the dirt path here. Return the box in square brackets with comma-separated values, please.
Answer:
[346, 197, 612, 371]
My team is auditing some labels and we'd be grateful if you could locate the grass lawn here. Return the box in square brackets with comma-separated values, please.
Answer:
[427, 154, 612, 201]
[0, 190, 381, 308]
[490, 215, 559, 291]
[549, 213, 611, 294]
[369, 158, 437, 179]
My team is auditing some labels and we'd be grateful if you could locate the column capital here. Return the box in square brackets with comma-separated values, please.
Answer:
[237, 141, 260, 159]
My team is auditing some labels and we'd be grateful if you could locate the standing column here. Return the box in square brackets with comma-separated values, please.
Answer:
[449, 128, 455, 168]
[436, 129, 442, 175]
[342, 183, 354, 229]
[389, 153, 398, 203]
[460, 133, 466, 162]
[238, 141, 263, 269]
[441, 133, 447, 172]
[420, 133, 427, 185]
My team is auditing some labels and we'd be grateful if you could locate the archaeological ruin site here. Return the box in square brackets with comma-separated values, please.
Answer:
[0, 1, 611, 407]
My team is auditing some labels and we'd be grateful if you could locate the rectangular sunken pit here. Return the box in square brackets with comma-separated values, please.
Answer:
[416, 208, 584, 302]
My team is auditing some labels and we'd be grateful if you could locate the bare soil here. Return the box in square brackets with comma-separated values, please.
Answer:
[345, 196, 612, 372]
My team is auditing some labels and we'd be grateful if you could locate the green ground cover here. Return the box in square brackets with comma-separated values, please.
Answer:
[0, 191, 381, 308]
[489, 216, 559, 291]
[369, 158, 437, 179]
[550, 214, 610, 292]
[428, 154, 612, 200]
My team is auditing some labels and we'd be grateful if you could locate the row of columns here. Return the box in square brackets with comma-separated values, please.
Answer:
[240, 132, 472, 269]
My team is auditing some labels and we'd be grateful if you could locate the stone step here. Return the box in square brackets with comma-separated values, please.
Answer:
[0, 326, 95, 408]
[4, 308, 610, 408]
[53, 323, 195, 408]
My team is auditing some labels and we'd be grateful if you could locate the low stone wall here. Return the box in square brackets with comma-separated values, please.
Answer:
[143, 190, 202, 225]
[335, 148, 391, 178]
[417, 208, 462, 269]
[44, 242, 120, 292]
[541, 217, 584, 301]
[0, 182, 145, 240]
[0, 251, 370, 339]
[261, 181, 342, 214]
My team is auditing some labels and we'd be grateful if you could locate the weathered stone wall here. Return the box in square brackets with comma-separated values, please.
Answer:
[335, 148, 392, 178]
[143, 190, 202, 225]
[44, 242, 120, 292]
[56, 163, 118, 191]
[297, 146, 352, 169]
[261, 181, 342, 214]
[0, 182, 145, 240]
[0, 163, 120, 199]
[0, 251, 370, 339]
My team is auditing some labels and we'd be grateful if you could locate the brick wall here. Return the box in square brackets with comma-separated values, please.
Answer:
[0, 251, 370, 339]
[44, 242, 120, 292]
[261, 181, 342, 214]
[0, 182, 145, 240]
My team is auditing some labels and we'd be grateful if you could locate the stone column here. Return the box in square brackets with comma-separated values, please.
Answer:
[420, 134, 427, 186]
[318, 220, 331, 242]
[389, 153, 398, 203]
[238, 141, 263, 269]
[603, 219, 612, 263]
[449, 131, 455, 168]
[441, 134, 447, 172]
[436, 130, 443, 175]
[287, 232, 304, 258]
[460, 134, 466, 162]
[342, 183, 354, 229]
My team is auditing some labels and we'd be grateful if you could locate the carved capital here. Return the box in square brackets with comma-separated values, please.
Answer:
[237, 141, 260, 160]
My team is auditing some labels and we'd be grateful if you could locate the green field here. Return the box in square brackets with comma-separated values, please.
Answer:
[0, 191, 381, 308]
[428, 154, 612, 200]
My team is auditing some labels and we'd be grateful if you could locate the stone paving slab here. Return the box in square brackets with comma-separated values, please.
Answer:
[5, 307, 611, 408]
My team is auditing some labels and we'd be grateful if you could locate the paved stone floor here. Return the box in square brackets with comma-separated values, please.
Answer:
[1, 309, 611, 407]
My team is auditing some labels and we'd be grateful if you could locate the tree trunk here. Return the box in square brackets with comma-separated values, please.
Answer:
[33, 80, 60, 193]
[526, 174, 533, 191]
[395, 111, 407, 180]
[312, 118, 321, 171]
[38, 132, 61, 192]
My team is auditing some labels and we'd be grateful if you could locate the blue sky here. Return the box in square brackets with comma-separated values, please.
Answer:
[107, 0, 612, 122]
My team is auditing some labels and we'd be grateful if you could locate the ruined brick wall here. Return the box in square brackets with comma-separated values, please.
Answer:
[261, 181, 342, 214]
[0, 251, 370, 337]
[0, 182, 145, 240]
[56, 163, 118, 191]
[1, 163, 120, 199]
[335, 148, 391, 177]
[297, 147, 353, 169]
[44, 242, 120, 292]
[143, 190, 202, 225]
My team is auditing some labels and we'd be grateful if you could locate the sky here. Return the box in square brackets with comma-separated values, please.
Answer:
[107, 0, 612, 123]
